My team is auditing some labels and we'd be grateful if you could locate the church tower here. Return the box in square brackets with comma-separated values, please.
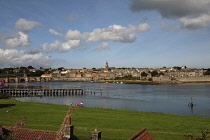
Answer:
[104, 61, 109, 72]
[105, 61, 109, 69]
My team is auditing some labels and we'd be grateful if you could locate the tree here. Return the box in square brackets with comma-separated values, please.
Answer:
[58, 67, 64, 71]
[124, 75, 132, 80]
[3, 68, 14, 74]
[141, 72, 148, 77]
[44, 69, 50, 74]
[204, 69, 210, 75]
[27, 66, 34, 69]
[173, 66, 181, 70]
[159, 72, 165, 75]
[151, 70, 158, 77]
[20, 67, 27, 70]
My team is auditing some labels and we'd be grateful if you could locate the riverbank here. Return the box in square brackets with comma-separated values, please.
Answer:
[1, 99, 210, 140]
[49, 79, 210, 85]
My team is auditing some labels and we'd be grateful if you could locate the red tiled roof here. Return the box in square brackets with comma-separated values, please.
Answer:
[92, 73, 99, 77]
[2, 126, 69, 140]
[128, 128, 155, 140]
[93, 77, 104, 79]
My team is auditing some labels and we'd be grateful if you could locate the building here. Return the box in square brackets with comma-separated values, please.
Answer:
[41, 74, 52, 78]
[103, 61, 109, 72]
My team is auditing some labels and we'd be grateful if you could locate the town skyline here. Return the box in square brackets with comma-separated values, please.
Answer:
[0, 63, 210, 70]
[0, 0, 210, 69]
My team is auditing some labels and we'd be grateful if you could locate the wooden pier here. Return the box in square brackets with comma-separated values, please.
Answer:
[0, 88, 87, 97]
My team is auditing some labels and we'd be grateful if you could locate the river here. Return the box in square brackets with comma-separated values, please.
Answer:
[7, 82, 210, 117]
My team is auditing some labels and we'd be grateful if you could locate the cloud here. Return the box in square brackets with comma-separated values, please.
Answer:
[46, 23, 149, 53]
[24, 48, 40, 54]
[0, 48, 52, 68]
[2, 19, 42, 48]
[61, 40, 82, 52]
[65, 23, 150, 43]
[0, 33, 7, 41]
[15, 18, 41, 32]
[40, 40, 82, 53]
[49, 29, 63, 37]
[160, 21, 181, 31]
[65, 14, 80, 21]
[130, 0, 210, 18]
[130, 0, 210, 29]
[40, 40, 60, 52]
[128, 23, 151, 32]
[5, 32, 30, 48]
[180, 14, 210, 29]
[87, 24, 150, 43]
[65, 30, 85, 40]
[94, 42, 110, 52]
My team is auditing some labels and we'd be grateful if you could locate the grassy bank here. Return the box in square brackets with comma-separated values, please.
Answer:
[0, 99, 69, 131]
[72, 107, 210, 140]
[1, 99, 210, 140]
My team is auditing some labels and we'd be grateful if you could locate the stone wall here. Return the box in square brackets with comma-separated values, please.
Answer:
[153, 75, 210, 83]
[152, 75, 171, 82]
[177, 76, 210, 82]
[51, 77, 92, 82]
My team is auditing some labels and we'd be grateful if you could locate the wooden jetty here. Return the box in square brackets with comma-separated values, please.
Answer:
[0, 88, 87, 97]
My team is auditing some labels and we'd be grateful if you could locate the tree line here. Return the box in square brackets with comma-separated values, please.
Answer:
[0, 66, 51, 77]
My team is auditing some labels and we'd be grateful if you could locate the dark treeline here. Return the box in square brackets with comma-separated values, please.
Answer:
[0, 66, 50, 77]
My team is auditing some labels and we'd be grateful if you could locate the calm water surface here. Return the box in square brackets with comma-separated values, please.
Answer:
[8, 82, 210, 117]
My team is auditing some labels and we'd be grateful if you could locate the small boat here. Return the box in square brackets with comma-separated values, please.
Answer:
[75, 102, 83, 107]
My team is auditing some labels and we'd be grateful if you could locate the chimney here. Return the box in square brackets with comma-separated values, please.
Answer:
[64, 116, 74, 139]
[67, 116, 71, 125]
[64, 125, 74, 139]
[91, 129, 101, 140]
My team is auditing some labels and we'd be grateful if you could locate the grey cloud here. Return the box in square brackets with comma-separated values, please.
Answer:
[130, 0, 210, 18]
[130, 0, 210, 29]
[24, 48, 40, 54]
[180, 14, 210, 29]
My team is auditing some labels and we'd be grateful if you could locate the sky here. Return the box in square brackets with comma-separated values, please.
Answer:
[0, 0, 210, 69]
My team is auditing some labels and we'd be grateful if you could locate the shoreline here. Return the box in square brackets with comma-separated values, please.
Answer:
[48, 79, 210, 85]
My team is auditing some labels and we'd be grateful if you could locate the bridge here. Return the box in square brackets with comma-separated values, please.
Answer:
[0, 77, 50, 83]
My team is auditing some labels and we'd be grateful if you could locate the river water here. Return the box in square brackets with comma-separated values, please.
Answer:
[7, 82, 210, 117]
